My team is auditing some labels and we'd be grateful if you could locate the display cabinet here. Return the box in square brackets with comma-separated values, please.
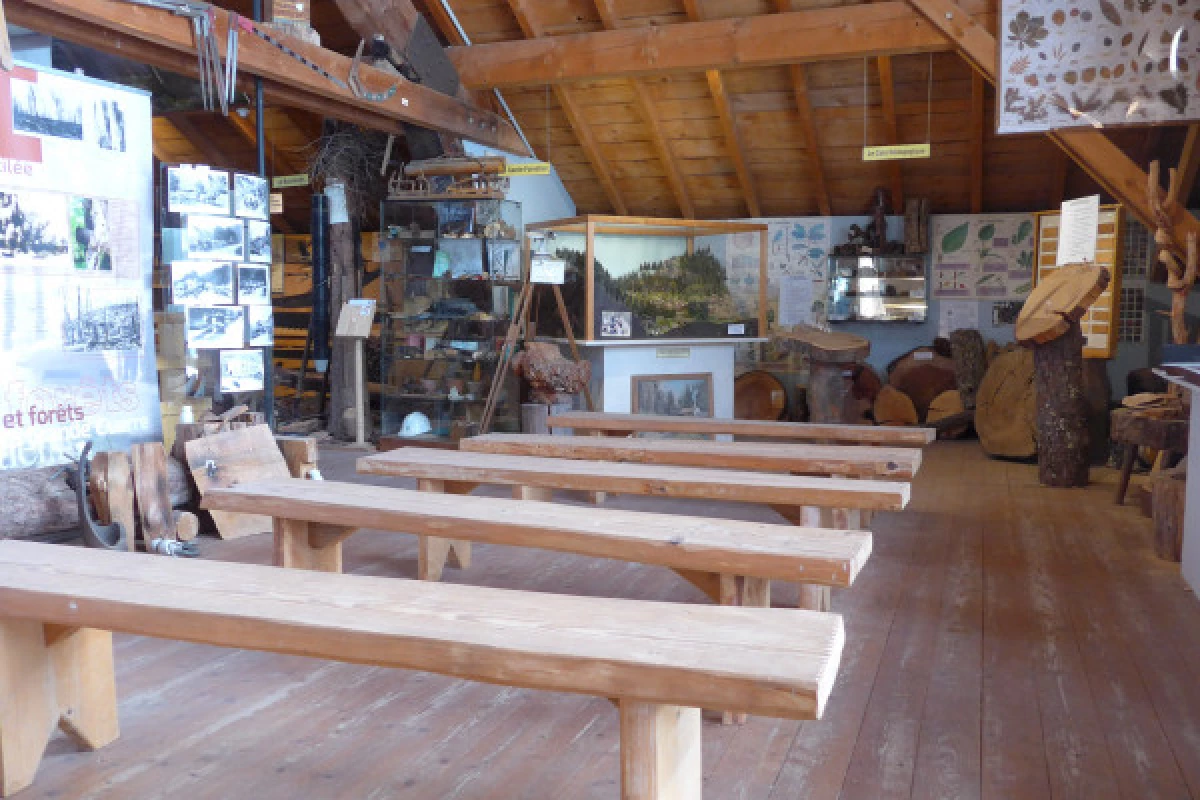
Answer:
[379, 196, 522, 441]
[827, 255, 927, 322]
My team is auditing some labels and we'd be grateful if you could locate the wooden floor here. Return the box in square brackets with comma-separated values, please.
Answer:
[23, 441, 1200, 799]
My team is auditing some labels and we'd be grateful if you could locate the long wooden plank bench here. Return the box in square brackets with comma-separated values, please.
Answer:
[460, 433, 922, 479]
[548, 410, 937, 447]
[357, 447, 903, 611]
[202, 477, 872, 610]
[0, 540, 844, 799]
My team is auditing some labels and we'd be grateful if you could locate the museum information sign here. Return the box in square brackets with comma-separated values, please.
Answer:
[0, 64, 157, 469]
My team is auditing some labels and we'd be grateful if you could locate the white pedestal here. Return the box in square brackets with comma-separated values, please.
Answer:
[1156, 365, 1200, 593]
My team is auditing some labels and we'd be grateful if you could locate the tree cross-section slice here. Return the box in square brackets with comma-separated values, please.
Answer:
[1015, 263, 1109, 346]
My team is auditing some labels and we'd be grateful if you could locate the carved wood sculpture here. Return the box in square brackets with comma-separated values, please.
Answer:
[1147, 160, 1199, 345]
[512, 342, 592, 405]
[1017, 263, 1110, 487]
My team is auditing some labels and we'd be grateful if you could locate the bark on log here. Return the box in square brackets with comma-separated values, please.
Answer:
[327, 218, 369, 441]
[976, 348, 1038, 458]
[0, 467, 78, 538]
[874, 384, 919, 426]
[950, 329, 987, 410]
[1034, 321, 1089, 486]
[1152, 465, 1186, 561]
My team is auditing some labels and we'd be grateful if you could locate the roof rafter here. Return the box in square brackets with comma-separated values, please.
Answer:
[772, 0, 830, 216]
[876, 55, 904, 211]
[225, 110, 305, 177]
[1176, 124, 1200, 206]
[447, 3, 950, 89]
[502, 0, 627, 215]
[164, 113, 235, 168]
[905, 0, 1200, 245]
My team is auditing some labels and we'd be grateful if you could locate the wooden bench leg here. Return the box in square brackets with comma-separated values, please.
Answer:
[619, 700, 702, 800]
[273, 519, 352, 573]
[586, 432, 609, 505]
[1, 622, 118, 798]
[1115, 445, 1137, 505]
[416, 479, 473, 577]
[719, 575, 770, 725]
[773, 505, 834, 612]
[512, 485, 554, 502]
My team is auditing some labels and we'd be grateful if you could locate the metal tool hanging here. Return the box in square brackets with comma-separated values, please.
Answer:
[121, 0, 230, 113]
[349, 38, 402, 103]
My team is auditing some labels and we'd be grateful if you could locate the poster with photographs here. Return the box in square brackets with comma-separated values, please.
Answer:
[234, 173, 269, 220]
[0, 64, 158, 469]
[601, 310, 632, 337]
[0, 189, 71, 272]
[246, 305, 274, 346]
[245, 219, 271, 263]
[12, 77, 83, 141]
[237, 264, 270, 305]
[487, 239, 521, 280]
[61, 287, 141, 352]
[167, 166, 230, 216]
[184, 214, 244, 260]
[186, 304, 246, 349]
[92, 98, 126, 152]
[219, 349, 264, 393]
[171, 261, 233, 305]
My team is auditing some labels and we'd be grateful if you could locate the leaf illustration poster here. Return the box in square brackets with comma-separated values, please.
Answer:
[999, 0, 1200, 133]
[930, 214, 1036, 300]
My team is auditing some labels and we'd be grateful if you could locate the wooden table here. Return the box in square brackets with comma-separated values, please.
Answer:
[1110, 407, 1189, 505]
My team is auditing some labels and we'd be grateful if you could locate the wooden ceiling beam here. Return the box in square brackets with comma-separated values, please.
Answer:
[969, 71, 984, 213]
[906, 0, 1200, 245]
[707, 70, 760, 218]
[6, 0, 527, 154]
[771, 1, 829, 216]
[504, 0, 627, 215]
[1176, 124, 1200, 206]
[876, 55, 904, 211]
[448, 2, 950, 89]
[163, 113, 237, 168]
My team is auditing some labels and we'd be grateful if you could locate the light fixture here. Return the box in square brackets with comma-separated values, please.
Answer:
[236, 107, 250, 118]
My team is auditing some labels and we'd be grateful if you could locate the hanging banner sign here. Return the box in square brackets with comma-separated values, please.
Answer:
[502, 162, 552, 176]
[862, 144, 931, 161]
[271, 173, 310, 188]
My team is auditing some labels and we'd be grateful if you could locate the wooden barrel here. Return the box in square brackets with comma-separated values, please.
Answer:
[734, 371, 787, 421]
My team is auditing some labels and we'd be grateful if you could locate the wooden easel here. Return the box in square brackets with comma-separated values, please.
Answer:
[480, 280, 594, 433]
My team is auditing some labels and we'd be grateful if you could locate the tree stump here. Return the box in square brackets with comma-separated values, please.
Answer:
[1152, 465, 1187, 561]
[975, 348, 1037, 458]
[777, 326, 870, 424]
[1016, 263, 1109, 487]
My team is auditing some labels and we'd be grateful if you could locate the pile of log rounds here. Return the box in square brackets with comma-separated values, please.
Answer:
[869, 341, 973, 437]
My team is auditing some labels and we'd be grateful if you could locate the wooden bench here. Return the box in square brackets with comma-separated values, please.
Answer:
[0, 540, 844, 799]
[548, 410, 936, 447]
[358, 447, 903, 611]
[460, 433, 922, 480]
[202, 477, 872, 611]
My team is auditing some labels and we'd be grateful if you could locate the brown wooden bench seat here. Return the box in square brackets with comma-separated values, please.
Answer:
[548, 410, 937, 447]
[459, 433, 921, 479]
[0, 540, 844, 799]
[202, 477, 872, 610]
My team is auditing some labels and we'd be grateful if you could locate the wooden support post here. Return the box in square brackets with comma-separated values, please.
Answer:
[273, 518, 352, 572]
[0, 621, 118, 798]
[415, 479, 473, 578]
[719, 575, 770, 724]
[787, 506, 833, 612]
[512, 485, 554, 502]
[619, 700, 702, 800]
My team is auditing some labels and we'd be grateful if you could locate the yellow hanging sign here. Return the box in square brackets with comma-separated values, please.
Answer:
[272, 173, 310, 188]
[502, 161, 552, 176]
[862, 143, 931, 161]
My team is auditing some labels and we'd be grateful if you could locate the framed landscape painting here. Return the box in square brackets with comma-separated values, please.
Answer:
[631, 373, 713, 418]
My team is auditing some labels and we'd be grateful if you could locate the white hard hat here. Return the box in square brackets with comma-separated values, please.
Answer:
[400, 411, 432, 437]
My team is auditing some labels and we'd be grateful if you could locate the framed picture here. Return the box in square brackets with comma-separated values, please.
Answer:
[166, 166, 230, 215]
[246, 304, 274, 346]
[184, 214, 244, 260]
[171, 261, 234, 305]
[186, 305, 245, 349]
[219, 349, 264, 393]
[631, 373, 713, 418]
[236, 264, 271, 305]
[233, 173, 269, 220]
[244, 219, 271, 263]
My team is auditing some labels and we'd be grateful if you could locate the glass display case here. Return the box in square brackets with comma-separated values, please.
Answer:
[525, 215, 767, 341]
[379, 196, 522, 441]
[827, 255, 927, 322]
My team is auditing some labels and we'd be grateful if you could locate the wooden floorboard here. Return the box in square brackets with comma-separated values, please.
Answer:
[17, 441, 1200, 799]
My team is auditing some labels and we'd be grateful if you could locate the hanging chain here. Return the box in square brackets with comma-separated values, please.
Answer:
[862, 57, 868, 151]
[926, 53, 934, 145]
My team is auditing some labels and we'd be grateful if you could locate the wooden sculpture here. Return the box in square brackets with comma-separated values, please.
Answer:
[1016, 263, 1110, 486]
[1146, 160, 1198, 345]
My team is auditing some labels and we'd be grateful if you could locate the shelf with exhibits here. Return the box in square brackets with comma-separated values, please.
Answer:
[526, 215, 768, 342]
[827, 255, 928, 323]
[379, 196, 523, 441]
